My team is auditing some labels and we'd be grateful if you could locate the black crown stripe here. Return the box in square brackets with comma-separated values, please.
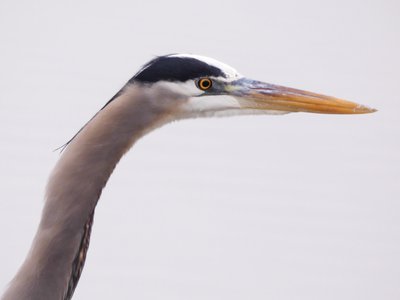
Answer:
[131, 56, 226, 83]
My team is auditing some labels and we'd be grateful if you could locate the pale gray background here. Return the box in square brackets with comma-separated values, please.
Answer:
[0, 0, 399, 299]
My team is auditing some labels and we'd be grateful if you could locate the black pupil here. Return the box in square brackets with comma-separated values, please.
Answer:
[201, 80, 210, 88]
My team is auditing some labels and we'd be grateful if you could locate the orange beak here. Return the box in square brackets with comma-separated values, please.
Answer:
[232, 78, 376, 114]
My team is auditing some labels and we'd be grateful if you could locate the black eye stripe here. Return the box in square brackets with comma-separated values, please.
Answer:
[132, 56, 226, 83]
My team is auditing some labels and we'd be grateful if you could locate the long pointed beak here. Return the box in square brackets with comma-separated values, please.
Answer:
[231, 78, 376, 114]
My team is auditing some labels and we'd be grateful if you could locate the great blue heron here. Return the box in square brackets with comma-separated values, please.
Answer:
[1, 54, 375, 300]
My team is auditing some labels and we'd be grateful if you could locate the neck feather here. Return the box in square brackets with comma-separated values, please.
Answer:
[2, 84, 184, 300]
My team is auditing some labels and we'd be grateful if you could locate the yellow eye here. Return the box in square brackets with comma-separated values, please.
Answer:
[197, 78, 212, 91]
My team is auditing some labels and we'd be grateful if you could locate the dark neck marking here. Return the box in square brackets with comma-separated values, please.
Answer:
[63, 211, 95, 300]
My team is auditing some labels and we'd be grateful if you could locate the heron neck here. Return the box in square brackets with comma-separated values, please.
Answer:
[2, 85, 183, 300]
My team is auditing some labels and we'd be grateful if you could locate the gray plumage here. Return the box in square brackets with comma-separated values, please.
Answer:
[2, 85, 184, 299]
[1, 54, 375, 300]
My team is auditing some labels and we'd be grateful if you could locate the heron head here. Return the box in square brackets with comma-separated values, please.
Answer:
[131, 54, 376, 118]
